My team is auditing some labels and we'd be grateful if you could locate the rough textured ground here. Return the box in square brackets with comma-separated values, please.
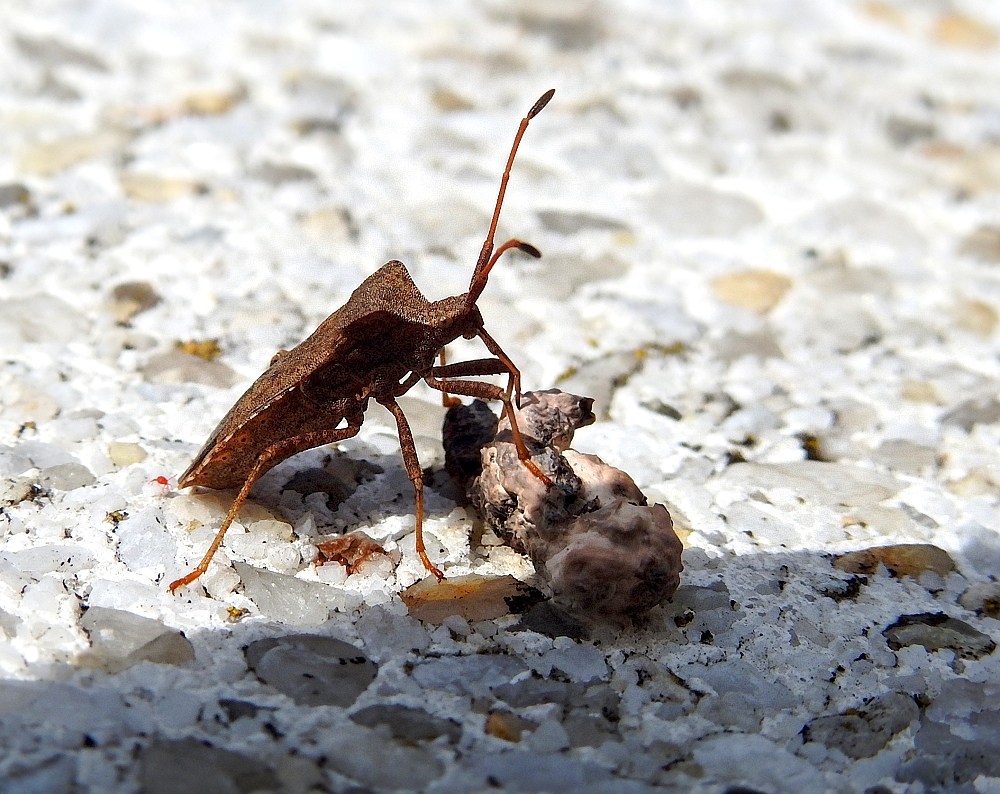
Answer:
[2, 1, 1000, 792]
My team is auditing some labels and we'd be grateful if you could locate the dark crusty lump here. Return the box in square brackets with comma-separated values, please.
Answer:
[444, 390, 683, 622]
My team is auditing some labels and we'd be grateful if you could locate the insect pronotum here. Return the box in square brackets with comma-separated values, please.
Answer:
[168, 90, 556, 592]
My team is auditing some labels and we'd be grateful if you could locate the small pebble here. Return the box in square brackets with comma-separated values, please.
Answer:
[883, 613, 997, 660]
[18, 130, 125, 175]
[117, 508, 176, 574]
[411, 654, 528, 698]
[0, 183, 30, 208]
[139, 739, 279, 794]
[120, 173, 204, 202]
[941, 397, 1000, 432]
[4, 544, 96, 575]
[323, 724, 445, 790]
[536, 640, 609, 683]
[107, 281, 161, 324]
[108, 441, 147, 467]
[350, 704, 462, 743]
[141, 349, 239, 388]
[181, 84, 245, 115]
[711, 269, 792, 314]
[870, 439, 937, 474]
[0, 477, 35, 507]
[953, 298, 998, 336]
[300, 206, 356, 245]
[959, 583, 1000, 618]
[245, 634, 377, 707]
[0, 294, 88, 346]
[932, 12, 998, 49]
[536, 209, 629, 235]
[401, 574, 544, 624]
[803, 693, 919, 759]
[79, 607, 195, 673]
[959, 225, 1000, 262]
[833, 544, 956, 579]
[234, 562, 359, 624]
[38, 462, 96, 490]
[485, 710, 537, 742]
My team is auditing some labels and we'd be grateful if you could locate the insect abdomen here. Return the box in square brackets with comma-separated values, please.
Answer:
[181, 389, 353, 490]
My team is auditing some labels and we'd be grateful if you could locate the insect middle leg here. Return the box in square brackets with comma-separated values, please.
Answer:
[432, 356, 511, 413]
[432, 357, 509, 379]
[433, 353, 512, 406]
[168, 422, 363, 592]
[377, 395, 444, 580]
[423, 373, 553, 487]
[436, 349, 461, 408]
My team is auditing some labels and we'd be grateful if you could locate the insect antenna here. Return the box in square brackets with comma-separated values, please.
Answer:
[467, 89, 554, 305]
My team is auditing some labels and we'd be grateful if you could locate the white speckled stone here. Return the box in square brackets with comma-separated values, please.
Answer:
[1, 1, 999, 791]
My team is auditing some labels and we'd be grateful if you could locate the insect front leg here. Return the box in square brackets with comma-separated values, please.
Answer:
[422, 373, 553, 488]
[377, 396, 444, 580]
[473, 327, 523, 406]
[169, 422, 363, 593]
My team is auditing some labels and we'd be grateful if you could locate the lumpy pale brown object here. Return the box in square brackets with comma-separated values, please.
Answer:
[444, 390, 683, 622]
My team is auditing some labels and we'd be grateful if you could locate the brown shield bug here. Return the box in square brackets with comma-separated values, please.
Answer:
[169, 89, 556, 592]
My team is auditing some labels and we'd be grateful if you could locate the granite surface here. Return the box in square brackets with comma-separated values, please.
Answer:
[2, 1, 1000, 792]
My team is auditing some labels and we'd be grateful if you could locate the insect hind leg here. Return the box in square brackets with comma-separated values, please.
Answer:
[169, 422, 363, 592]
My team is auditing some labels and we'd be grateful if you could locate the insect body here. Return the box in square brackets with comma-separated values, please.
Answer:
[169, 90, 556, 592]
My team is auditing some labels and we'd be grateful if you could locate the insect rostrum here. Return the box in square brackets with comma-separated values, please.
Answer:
[169, 89, 556, 592]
